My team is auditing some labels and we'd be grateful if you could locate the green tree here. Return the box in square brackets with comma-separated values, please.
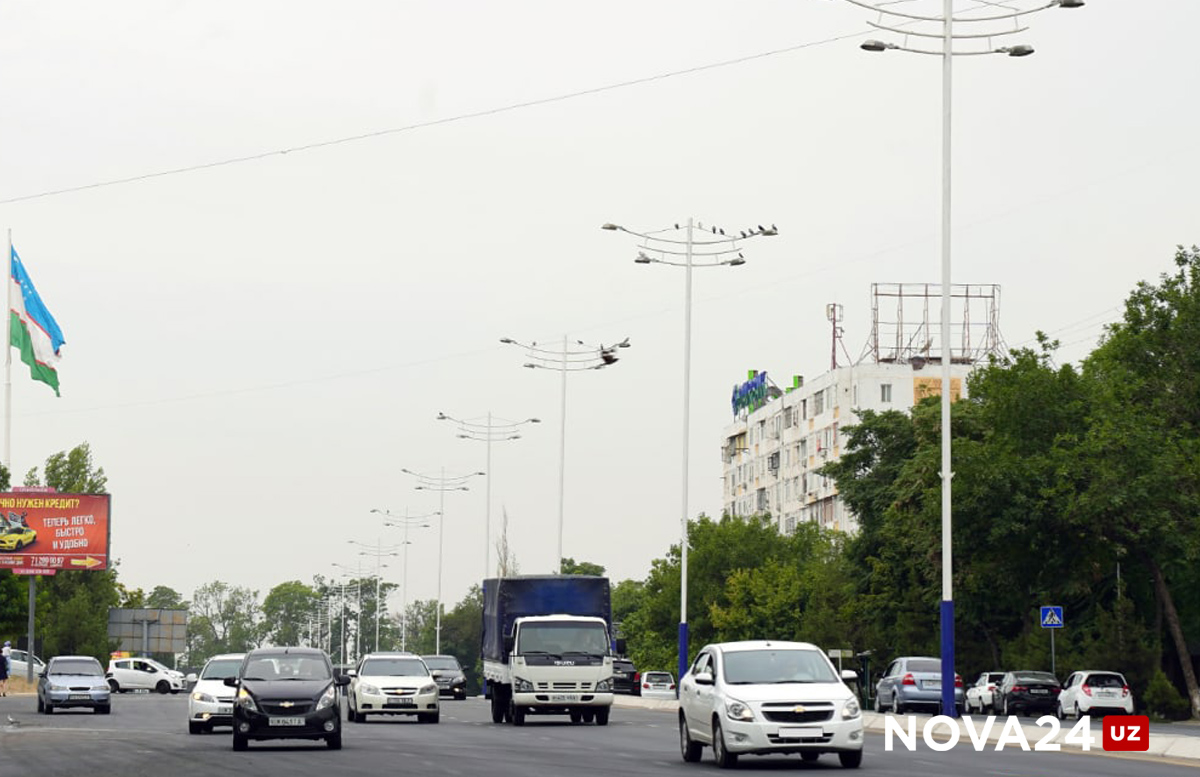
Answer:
[438, 586, 484, 694]
[262, 580, 321, 647]
[190, 581, 261, 662]
[560, 558, 605, 576]
[146, 585, 186, 609]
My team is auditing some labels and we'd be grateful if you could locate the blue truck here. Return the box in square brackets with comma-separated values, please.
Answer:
[482, 575, 615, 725]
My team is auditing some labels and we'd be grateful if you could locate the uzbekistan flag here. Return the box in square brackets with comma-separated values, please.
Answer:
[10, 248, 65, 396]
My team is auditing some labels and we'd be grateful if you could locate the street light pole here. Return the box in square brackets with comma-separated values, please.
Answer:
[849, 0, 1083, 716]
[602, 218, 775, 685]
[500, 335, 630, 573]
[372, 507, 436, 651]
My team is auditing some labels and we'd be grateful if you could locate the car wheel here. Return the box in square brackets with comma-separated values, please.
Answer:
[1075, 703, 1082, 720]
[455, 691, 467, 701]
[233, 731, 248, 751]
[679, 714, 702, 763]
[892, 695, 904, 715]
[156, 680, 170, 694]
[594, 708, 609, 726]
[421, 712, 440, 724]
[97, 704, 111, 715]
[1056, 702, 1065, 720]
[170, 688, 179, 695]
[1002, 696, 1009, 716]
[108, 679, 120, 693]
[188, 720, 204, 734]
[801, 751, 820, 762]
[326, 732, 342, 750]
[36, 695, 44, 713]
[839, 750, 864, 769]
[712, 719, 738, 769]
[43, 702, 53, 715]
[873, 694, 881, 713]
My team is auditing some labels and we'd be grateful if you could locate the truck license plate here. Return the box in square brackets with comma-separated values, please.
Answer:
[550, 694, 580, 703]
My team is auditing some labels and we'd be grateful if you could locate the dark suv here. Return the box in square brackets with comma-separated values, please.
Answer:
[612, 658, 639, 695]
[422, 654, 468, 700]
[225, 647, 350, 750]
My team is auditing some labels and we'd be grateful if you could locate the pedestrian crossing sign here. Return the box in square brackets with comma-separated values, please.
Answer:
[1040, 605, 1064, 629]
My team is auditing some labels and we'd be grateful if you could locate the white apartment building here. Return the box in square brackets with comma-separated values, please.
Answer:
[721, 361, 975, 535]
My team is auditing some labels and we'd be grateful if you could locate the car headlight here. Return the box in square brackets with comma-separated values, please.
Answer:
[514, 677, 534, 693]
[419, 683, 438, 695]
[359, 683, 380, 696]
[192, 691, 216, 703]
[49, 683, 66, 692]
[842, 697, 861, 719]
[236, 687, 258, 712]
[595, 678, 612, 692]
[93, 685, 108, 693]
[725, 698, 754, 721]
[316, 684, 337, 711]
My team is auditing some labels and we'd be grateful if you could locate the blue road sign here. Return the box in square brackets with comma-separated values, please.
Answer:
[1040, 605, 1064, 629]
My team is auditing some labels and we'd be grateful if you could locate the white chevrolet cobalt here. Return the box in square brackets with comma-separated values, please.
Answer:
[347, 652, 440, 723]
[678, 640, 864, 769]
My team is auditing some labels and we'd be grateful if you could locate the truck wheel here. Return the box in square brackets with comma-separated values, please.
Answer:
[570, 712, 582, 724]
[582, 711, 594, 723]
[509, 699, 525, 726]
[490, 692, 505, 724]
[594, 708, 610, 726]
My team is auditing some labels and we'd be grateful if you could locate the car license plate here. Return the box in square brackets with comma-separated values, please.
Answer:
[217, 705, 232, 714]
[550, 694, 580, 702]
[385, 699, 415, 707]
[69, 694, 91, 701]
[1031, 688, 1048, 694]
[925, 681, 941, 690]
[269, 717, 305, 726]
[779, 726, 823, 739]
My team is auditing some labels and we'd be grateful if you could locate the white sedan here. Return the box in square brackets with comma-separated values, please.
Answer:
[348, 652, 440, 723]
[965, 672, 1006, 714]
[188, 653, 245, 733]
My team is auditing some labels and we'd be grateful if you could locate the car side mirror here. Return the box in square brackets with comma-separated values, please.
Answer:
[841, 669, 858, 682]
[694, 671, 714, 686]
[186, 673, 198, 683]
[346, 669, 357, 678]
[336, 674, 351, 687]
[223, 677, 239, 688]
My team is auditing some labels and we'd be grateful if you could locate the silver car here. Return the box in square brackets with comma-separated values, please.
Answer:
[874, 656, 964, 714]
[37, 656, 111, 714]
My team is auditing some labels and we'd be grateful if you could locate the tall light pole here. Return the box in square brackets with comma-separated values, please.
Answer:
[500, 335, 630, 573]
[603, 218, 776, 685]
[349, 540, 399, 652]
[401, 468, 484, 653]
[437, 411, 540, 579]
[847, 0, 1084, 716]
[371, 508, 436, 651]
[332, 562, 365, 662]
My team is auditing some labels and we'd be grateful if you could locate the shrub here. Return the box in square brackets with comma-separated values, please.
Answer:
[1142, 669, 1191, 720]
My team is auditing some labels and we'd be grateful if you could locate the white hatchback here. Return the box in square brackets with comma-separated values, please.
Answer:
[347, 652, 440, 723]
[1058, 670, 1134, 718]
[640, 671, 678, 700]
[188, 653, 245, 733]
[678, 640, 864, 769]
[107, 656, 187, 694]
[7, 648, 45, 679]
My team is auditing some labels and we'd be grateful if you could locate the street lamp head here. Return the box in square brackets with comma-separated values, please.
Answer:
[728, 256, 746, 267]
[499, 337, 515, 344]
[601, 223, 619, 231]
[634, 251, 653, 264]
[1001, 44, 1035, 57]
[759, 225, 778, 236]
[861, 39, 892, 52]
[1056, 0, 1085, 7]
[437, 412, 448, 420]
[523, 363, 537, 369]
[530, 417, 542, 423]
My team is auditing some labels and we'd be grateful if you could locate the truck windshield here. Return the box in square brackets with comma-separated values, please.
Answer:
[517, 622, 609, 656]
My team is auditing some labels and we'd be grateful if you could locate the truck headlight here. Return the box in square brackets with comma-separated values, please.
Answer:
[595, 678, 612, 692]
[725, 699, 754, 721]
[316, 684, 337, 711]
[514, 677, 534, 693]
[841, 697, 861, 719]
[236, 687, 258, 712]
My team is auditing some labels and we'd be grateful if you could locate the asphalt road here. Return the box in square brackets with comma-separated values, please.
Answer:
[0, 692, 1195, 777]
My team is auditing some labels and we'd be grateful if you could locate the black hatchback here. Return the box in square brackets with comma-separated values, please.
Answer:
[225, 647, 350, 750]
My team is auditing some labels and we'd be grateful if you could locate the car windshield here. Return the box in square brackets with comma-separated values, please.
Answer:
[722, 649, 838, 685]
[516, 622, 609, 656]
[243, 654, 331, 681]
[1015, 672, 1058, 684]
[1087, 674, 1125, 688]
[201, 658, 244, 680]
[905, 659, 941, 673]
[422, 657, 461, 671]
[52, 659, 102, 676]
[644, 672, 673, 683]
[360, 658, 428, 677]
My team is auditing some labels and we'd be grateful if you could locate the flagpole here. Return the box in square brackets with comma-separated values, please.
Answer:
[5, 228, 11, 471]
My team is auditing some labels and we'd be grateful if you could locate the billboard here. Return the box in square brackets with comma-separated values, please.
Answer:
[0, 493, 111, 573]
[108, 608, 188, 654]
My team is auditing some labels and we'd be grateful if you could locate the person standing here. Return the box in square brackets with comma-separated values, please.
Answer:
[0, 641, 10, 696]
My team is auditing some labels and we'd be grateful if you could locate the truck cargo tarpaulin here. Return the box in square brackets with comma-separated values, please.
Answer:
[482, 575, 611, 663]
[0, 493, 111, 572]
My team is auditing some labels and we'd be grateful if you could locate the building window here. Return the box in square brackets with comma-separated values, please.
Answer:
[814, 391, 825, 416]
[881, 383, 893, 403]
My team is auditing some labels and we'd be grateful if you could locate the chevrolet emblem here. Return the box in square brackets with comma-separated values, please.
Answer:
[792, 705, 807, 714]
[280, 701, 294, 708]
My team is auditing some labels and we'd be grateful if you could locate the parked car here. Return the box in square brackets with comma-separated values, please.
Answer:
[348, 652, 440, 723]
[226, 647, 349, 750]
[874, 656, 963, 714]
[37, 655, 110, 714]
[7, 648, 46, 679]
[107, 656, 186, 694]
[995, 670, 1061, 717]
[612, 658, 639, 695]
[1058, 670, 1133, 719]
[965, 672, 1006, 714]
[640, 670, 677, 700]
[187, 653, 245, 734]
[678, 640, 863, 769]
[422, 654, 468, 700]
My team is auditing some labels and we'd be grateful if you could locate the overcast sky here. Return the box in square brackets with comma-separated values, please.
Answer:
[1, 1, 1194, 616]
